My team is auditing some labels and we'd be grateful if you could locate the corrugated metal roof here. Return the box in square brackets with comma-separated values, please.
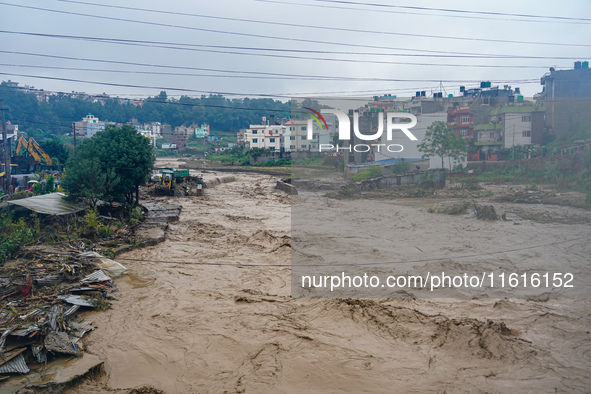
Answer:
[6, 193, 86, 216]
[34, 274, 64, 286]
[80, 270, 111, 284]
[57, 295, 95, 308]
[0, 349, 29, 374]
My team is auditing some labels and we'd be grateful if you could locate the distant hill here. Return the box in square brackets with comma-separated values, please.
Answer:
[0, 82, 297, 140]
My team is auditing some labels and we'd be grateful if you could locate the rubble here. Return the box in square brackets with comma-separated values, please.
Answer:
[0, 189, 178, 389]
[0, 246, 117, 383]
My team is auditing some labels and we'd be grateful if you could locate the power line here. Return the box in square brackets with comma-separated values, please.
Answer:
[87, 236, 586, 268]
[256, 0, 591, 25]
[0, 29, 583, 61]
[0, 31, 565, 69]
[1, 2, 590, 48]
[0, 30, 585, 60]
[0, 72, 541, 99]
[310, 0, 591, 23]
[58, 0, 591, 25]
[0, 64, 548, 86]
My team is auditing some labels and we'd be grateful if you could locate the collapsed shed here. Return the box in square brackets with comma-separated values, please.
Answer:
[1, 192, 86, 216]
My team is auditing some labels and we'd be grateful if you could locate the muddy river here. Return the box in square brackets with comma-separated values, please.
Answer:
[77, 173, 590, 393]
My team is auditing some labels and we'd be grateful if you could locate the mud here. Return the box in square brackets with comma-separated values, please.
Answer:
[79, 172, 591, 393]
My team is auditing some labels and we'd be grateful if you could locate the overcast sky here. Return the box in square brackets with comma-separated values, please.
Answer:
[1, 0, 590, 100]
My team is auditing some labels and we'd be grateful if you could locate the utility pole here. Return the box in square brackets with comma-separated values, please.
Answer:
[1, 99, 11, 193]
[512, 124, 515, 160]
[72, 122, 77, 151]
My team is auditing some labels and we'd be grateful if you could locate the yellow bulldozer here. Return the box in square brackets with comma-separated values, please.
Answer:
[154, 169, 175, 196]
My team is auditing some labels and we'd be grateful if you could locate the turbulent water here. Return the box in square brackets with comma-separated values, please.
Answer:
[80, 173, 591, 393]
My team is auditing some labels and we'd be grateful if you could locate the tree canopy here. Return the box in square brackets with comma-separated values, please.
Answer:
[0, 83, 294, 140]
[418, 121, 467, 168]
[62, 125, 154, 205]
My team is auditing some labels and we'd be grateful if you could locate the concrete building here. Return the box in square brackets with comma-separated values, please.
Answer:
[161, 124, 173, 138]
[467, 105, 544, 161]
[194, 123, 210, 139]
[245, 123, 287, 151]
[146, 122, 162, 140]
[73, 114, 106, 138]
[237, 129, 247, 144]
[540, 61, 591, 138]
[173, 125, 193, 137]
[490, 106, 544, 149]
[284, 120, 320, 152]
[0, 122, 18, 142]
[448, 106, 474, 142]
[374, 112, 458, 169]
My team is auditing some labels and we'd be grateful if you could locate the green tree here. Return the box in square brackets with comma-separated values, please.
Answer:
[62, 157, 119, 208]
[418, 121, 467, 169]
[62, 124, 154, 205]
[41, 139, 69, 166]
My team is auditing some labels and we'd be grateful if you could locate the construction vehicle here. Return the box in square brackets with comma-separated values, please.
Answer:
[155, 169, 176, 195]
[153, 168, 204, 196]
[14, 136, 53, 172]
[0, 163, 18, 177]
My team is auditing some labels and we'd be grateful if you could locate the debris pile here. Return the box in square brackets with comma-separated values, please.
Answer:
[494, 189, 554, 204]
[0, 246, 126, 380]
[429, 201, 499, 220]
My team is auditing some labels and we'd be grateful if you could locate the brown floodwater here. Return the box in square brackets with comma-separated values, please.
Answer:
[79, 172, 591, 393]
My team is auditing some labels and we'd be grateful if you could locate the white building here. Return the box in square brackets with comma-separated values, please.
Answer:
[0, 122, 18, 142]
[146, 122, 162, 140]
[374, 112, 462, 169]
[245, 124, 287, 151]
[73, 114, 106, 138]
[284, 119, 333, 152]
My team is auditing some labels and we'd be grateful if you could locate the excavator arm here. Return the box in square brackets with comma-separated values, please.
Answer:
[29, 138, 53, 166]
[26, 138, 42, 163]
[15, 136, 28, 155]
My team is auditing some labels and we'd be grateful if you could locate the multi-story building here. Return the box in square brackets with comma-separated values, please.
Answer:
[236, 129, 247, 144]
[245, 124, 287, 151]
[73, 114, 106, 138]
[540, 61, 591, 137]
[146, 122, 162, 140]
[194, 123, 210, 139]
[469, 105, 544, 160]
[447, 106, 474, 141]
[489, 106, 544, 148]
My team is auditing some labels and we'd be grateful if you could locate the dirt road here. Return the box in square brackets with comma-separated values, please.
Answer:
[81, 173, 591, 393]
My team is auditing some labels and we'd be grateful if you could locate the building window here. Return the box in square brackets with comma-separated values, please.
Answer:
[301, 126, 307, 131]
[461, 129, 469, 136]
[252, 138, 258, 143]
[522, 115, 532, 122]
[290, 136, 295, 140]
[522, 130, 531, 137]
[269, 138, 275, 143]
[300, 135, 306, 140]
[290, 127, 294, 131]
[301, 145, 307, 149]
[449, 116, 455, 122]
[252, 130, 258, 134]
[290, 145, 295, 149]
[460, 116, 470, 123]
[490, 132, 495, 138]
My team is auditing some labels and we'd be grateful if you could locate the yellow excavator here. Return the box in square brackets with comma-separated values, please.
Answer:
[14, 136, 53, 170]
[0, 163, 18, 178]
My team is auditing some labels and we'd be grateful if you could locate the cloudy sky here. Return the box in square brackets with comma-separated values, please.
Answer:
[1, 0, 590, 100]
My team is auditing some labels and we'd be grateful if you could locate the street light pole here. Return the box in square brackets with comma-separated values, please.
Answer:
[1, 99, 10, 193]
[512, 124, 515, 160]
